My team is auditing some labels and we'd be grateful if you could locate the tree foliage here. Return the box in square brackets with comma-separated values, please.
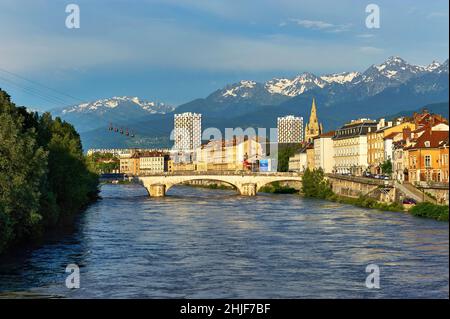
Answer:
[86, 152, 119, 174]
[301, 168, 333, 199]
[381, 159, 393, 175]
[0, 89, 98, 253]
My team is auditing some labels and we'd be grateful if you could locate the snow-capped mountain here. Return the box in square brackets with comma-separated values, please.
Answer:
[435, 59, 449, 74]
[209, 56, 448, 104]
[266, 72, 327, 97]
[424, 60, 441, 72]
[53, 96, 175, 133]
[61, 96, 174, 115]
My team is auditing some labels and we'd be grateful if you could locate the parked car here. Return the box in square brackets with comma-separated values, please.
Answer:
[403, 198, 417, 205]
[363, 172, 373, 178]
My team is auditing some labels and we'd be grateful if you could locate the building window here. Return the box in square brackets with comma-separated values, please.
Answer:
[425, 155, 432, 168]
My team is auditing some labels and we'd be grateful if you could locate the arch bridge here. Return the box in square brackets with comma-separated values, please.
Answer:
[135, 172, 302, 197]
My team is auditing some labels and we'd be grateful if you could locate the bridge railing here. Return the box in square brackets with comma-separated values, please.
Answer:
[135, 171, 302, 177]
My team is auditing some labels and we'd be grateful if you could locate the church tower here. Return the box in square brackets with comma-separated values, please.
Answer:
[304, 98, 323, 142]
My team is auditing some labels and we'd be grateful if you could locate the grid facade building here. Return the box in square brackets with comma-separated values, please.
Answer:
[174, 112, 202, 152]
[277, 115, 304, 143]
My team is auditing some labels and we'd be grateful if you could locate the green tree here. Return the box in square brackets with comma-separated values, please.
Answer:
[301, 168, 333, 199]
[381, 159, 393, 175]
[0, 88, 99, 254]
[0, 92, 47, 251]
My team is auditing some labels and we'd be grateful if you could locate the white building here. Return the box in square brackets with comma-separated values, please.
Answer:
[288, 152, 308, 172]
[332, 119, 378, 175]
[313, 131, 335, 173]
[173, 112, 202, 161]
[277, 115, 304, 143]
[139, 152, 169, 174]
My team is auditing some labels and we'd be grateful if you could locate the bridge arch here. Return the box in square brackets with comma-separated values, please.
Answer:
[137, 173, 302, 197]
[255, 178, 302, 193]
[165, 178, 238, 193]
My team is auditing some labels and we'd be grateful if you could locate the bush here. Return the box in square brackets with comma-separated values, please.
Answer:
[410, 202, 449, 221]
[301, 168, 333, 199]
[327, 194, 404, 212]
[259, 181, 298, 194]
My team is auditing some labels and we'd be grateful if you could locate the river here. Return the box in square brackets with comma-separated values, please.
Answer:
[0, 184, 448, 298]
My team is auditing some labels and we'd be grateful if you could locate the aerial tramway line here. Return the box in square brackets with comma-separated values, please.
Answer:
[108, 122, 135, 138]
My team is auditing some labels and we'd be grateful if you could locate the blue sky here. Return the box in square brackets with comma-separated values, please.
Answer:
[0, 0, 448, 110]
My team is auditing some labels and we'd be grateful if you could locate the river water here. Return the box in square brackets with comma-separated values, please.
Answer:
[0, 184, 448, 298]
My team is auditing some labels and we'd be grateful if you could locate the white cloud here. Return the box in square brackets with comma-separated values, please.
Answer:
[356, 34, 375, 39]
[287, 18, 351, 33]
[427, 12, 448, 19]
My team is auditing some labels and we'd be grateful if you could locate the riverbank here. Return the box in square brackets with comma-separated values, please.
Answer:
[315, 187, 448, 221]
[302, 168, 448, 221]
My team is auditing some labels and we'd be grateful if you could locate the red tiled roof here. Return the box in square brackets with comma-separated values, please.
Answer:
[410, 129, 449, 149]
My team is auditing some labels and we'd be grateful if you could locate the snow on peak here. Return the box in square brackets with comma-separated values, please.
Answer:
[61, 96, 173, 115]
[222, 80, 257, 97]
[385, 56, 406, 64]
[320, 71, 360, 84]
[265, 72, 326, 97]
[216, 56, 447, 100]
[424, 60, 441, 72]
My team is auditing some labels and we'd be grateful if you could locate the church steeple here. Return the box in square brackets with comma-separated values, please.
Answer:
[304, 98, 322, 142]
[310, 98, 318, 124]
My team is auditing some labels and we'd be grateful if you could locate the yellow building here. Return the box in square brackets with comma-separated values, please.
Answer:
[439, 138, 449, 183]
[172, 162, 196, 172]
[407, 129, 449, 183]
[195, 136, 264, 172]
[367, 118, 416, 174]
[119, 153, 140, 175]
[306, 143, 315, 170]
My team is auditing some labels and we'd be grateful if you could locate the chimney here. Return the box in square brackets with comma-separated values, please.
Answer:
[402, 127, 411, 141]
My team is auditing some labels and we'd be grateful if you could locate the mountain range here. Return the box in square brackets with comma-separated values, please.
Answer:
[50, 56, 449, 150]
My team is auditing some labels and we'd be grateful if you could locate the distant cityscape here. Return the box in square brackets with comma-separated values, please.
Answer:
[88, 98, 449, 193]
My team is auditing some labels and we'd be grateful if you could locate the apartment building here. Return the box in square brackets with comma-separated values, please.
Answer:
[173, 112, 202, 161]
[313, 131, 335, 173]
[332, 119, 378, 175]
[277, 115, 304, 143]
